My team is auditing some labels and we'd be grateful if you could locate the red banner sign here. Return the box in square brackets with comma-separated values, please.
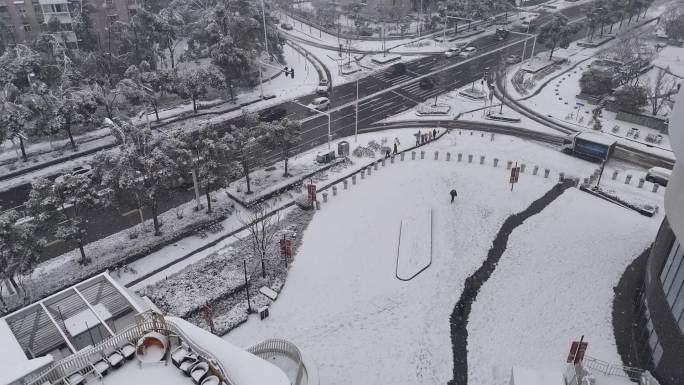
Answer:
[567, 341, 588, 363]
[510, 166, 520, 184]
[279, 238, 292, 257]
[307, 184, 317, 202]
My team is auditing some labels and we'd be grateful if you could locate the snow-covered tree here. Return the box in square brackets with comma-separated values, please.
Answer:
[117, 61, 170, 122]
[579, 68, 614, 95]
[93, 119, 191, 235]
[613, 84, 648, 112]
[0, 209, 43, 303]
[178, 128, 238, 213]
[260, 118, 302, 177]
[26, 174, 100, 265]
[0, 44, 41, 90]
[225, 110, 262, 194]
[538, 15, 581, 60]
[240, 203, 280, 278]
[645, 68, 680, 115]
[154, 8, 187, 69]
[170, 65, 224, 112]
[0, 86, 32, 161]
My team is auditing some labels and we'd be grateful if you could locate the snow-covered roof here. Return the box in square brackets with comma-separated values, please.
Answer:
[510, 366, 565, 385]
[575, 131, 618, 146]
[0, 320, 53, 385]
[167, 317, 290, 385]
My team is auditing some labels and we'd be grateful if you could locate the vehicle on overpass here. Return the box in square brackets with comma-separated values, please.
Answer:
[561, 131, 617, 162]
[308, 97, 330, 111]
[444, 47, 461, 58]
[316, 79, 330, 95]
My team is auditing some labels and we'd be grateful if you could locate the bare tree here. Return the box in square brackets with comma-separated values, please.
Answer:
[240, 204, 280, 278]
[645, 68, 680, 115]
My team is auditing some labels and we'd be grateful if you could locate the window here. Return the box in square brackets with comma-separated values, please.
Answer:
[18, 8, 26, 18]
[22, 23, 31, 31]
[662, 242, 683, 297]
[107, 14, 118, 23]
[105, 0, 113, 6]
[660, 241, 679, 283]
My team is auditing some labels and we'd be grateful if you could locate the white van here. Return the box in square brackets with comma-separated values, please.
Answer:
[645, 167, 671, 187]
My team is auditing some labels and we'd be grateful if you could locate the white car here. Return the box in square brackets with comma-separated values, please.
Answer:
[308, 97, 330, 111]
[459, 46, 477, 58]
[444, 48, 461, 58]
[316, 79, 329, 94]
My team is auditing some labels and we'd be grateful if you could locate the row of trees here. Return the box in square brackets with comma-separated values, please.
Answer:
[585, 0, 655, 41]
[0, 0, 283, 161]
[0, 110, 302, 307]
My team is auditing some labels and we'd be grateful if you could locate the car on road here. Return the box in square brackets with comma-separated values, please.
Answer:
[280, 23, 294, 30]
[308, 97, 330, 111]
[506, 54, 522, 64]
[459, 46, 477, 58]
[645, 167, 671, 186]
[390, 62, 406, 78]
[259, 107, 288, 122]
[419, 77, 436, 90]
[316, 79, 330, 94]
[495, 28, 510, 40]
[444, 47, 461, 58]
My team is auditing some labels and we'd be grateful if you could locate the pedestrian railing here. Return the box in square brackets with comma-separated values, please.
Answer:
[582, 355, 644, 379]
[247, 338, 309, 385]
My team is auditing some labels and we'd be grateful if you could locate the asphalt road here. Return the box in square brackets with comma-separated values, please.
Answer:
[2, 2, 598, 260]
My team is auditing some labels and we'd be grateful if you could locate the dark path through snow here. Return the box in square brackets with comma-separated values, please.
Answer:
[447, 180, 576, 385]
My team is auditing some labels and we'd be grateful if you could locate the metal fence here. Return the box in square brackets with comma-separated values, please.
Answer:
[247, 338, 306, 385]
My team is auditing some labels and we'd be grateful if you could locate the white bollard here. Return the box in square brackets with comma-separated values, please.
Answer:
[401, 153, 405, 161]
[544, 169, 550, 178]
[559, 172, 565, 182]
[533, 165, 539, 176]
[493, 158, 499, 167]
[420, 151, 425, 160]
[638, 178, 644, 188]
[360, 170, 365, 179]
[625, 174, 632, 185]
[434, 151, 439, 160]
[412, 151, 416, 160]
[612, 170, 619, 180]
[653, 183, 659, 193]
[322, 192, 328, 203]
[468, 154, 473, 163]
[333, 186, 337, 196]
[368, 166, 372, 175]
[447, 152, 451, 161]
[344, 180, 348, 189]
[458, 153, 463, 162]
[480, 155, 485, 165]
[374, 162, 379, 170]
[352, 175, 357, 185]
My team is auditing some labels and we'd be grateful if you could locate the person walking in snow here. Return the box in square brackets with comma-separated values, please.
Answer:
[415, 130, 421, 146]
[433, 128, 437, 139]
[393, 142, 398, 154]
[450, 189, 458, 203]
[385, 148, 391, 158]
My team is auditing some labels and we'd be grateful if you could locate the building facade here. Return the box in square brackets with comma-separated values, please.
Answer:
[634, 90, 684, 385]
[0, 0, 139, 48]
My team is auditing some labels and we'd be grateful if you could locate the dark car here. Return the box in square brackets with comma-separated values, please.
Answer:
[280, 23, 294, 30]
[259, 107, 287, 122]
[390, 63, 406, 78]
[419, 77, 436, 90]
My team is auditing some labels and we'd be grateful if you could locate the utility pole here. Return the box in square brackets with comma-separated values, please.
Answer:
[243, 260, 252, 314]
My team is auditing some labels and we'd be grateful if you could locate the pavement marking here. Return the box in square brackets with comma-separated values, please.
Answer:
[393, 90, 421, 104]
[121, 209, 140, 217]
[45, 239, 63, 246]
[296, 35, 532, 125]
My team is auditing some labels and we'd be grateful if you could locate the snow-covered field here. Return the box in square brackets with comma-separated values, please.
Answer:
[222, 130, 660, 384]
[468, 188, 661, 384]
[226, 140, 558, 385]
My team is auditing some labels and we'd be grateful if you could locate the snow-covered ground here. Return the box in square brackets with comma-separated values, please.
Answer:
[224, 130, 659, 384]
[468, 188, 661, 384]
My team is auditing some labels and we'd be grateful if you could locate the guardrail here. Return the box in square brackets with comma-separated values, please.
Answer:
[247, 338, 310, 385]
[582, 355, 645, 380]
